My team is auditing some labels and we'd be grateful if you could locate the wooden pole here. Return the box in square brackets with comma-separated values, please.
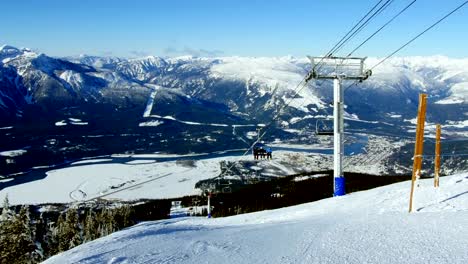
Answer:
[434, 124, 441, 187]
[409, 94, 427, 213]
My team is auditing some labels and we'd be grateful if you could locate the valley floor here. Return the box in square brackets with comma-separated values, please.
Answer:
[1, 139, 394, 205]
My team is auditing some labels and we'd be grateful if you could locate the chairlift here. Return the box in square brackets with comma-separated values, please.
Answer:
[315, 118, 334, 136]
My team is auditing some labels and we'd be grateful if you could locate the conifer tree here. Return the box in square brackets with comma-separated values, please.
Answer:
[100, 208, 116, 236]
[114, 205, 134, 230]
[44, 219, 60, 257]
[83, 210, 98, 242]
[0, 196, 14, 263]
[0, 205, 39, 264]
[33, 213, 47, 261]
[56, 213, 69, 252]
[60, 208, 82, 250]
[0, 195, 13, 221]
[17, 206, 41, 263]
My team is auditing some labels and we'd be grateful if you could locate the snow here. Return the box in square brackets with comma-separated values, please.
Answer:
[209, 56, 325, 112]
[0, 149, 27, 157]
[55, 120, 66, 126]
[147, 114, 256, 128]
[138, 120, 164, 127]
[0, 140, 382, 205]
[55, 119, 88, 126]
[293, 174, 327, 181]
[43, 172, 468, 264]
[70, 121, 88, 125]
[445, 120, 468, 128]
[404, 118, 418, 125]
[435, 82, 467, 104]
[0, 154, 251, 205]
[71, 159, 113, 165]
[143, 87, 158, 117]
[59, 71, 84, 88]
[436, 97, 465, 104]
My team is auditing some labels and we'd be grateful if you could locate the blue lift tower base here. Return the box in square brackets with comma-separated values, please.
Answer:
[334, 177, 346, 196]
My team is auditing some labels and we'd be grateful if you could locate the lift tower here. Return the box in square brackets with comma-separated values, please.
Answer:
[306, 56, 371, 196]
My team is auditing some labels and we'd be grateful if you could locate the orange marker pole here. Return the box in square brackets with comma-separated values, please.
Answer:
[434, 124, 441, 187]
[409, 94, 427, 213]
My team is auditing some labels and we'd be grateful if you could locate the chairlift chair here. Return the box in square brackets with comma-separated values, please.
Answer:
[315, 118, 334, 136]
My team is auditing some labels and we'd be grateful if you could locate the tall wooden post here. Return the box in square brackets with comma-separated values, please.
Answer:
[434, 124, 441, 187]
[409, 94, 427, 213]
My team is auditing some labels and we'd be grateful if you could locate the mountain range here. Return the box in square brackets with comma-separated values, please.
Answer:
[0, 44, 467, 175]
[1, 44, 467, 129]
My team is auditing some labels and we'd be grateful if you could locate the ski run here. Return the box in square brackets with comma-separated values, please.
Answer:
[43, 172, 468, 264]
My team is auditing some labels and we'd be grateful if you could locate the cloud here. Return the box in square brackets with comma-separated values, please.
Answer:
[129, 50, 152, 57]
[163, 46, 224, 57]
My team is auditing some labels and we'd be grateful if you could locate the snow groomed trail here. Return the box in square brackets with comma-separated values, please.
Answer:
[43, 173, 468, 264]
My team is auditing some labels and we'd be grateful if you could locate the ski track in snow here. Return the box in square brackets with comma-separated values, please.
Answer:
[143, 87, 158, 117]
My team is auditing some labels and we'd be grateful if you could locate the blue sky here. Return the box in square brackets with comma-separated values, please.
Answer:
[1, 0, 467, 58]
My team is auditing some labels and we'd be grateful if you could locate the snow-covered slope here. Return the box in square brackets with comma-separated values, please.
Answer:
[43, 172, 468, 264]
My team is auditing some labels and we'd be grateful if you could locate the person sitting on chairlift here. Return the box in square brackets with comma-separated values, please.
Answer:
[266, 147, 272, 160]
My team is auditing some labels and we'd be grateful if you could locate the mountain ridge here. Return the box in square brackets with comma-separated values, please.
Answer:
[1, 44, 467, 136]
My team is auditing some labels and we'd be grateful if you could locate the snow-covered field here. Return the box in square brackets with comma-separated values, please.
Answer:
[0, 151, 322, 205]
[0, 154, 226, 205]
[0, 136, 403, 206]
[42, 172, 468, 264]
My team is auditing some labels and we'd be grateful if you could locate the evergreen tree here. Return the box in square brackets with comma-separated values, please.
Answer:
[114, 205, 134, 230]
[0, 195, 13, 221]
[99, 208, 117, 237]
[59, 208, 82, 251]
[43, 220, 60, 257]
[83, 210, 98, 242]
[0, 205, 39, 264]
[33, 213, 47, 261]
[56, 213, 68, 252]
[0, 196, 14, 263]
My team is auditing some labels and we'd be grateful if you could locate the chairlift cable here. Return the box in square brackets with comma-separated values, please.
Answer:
[329, 0, 395, 58]
[344, 1, 467, 94]
[315, 0, 394, 73]
[314, 0, 387, 71]
[371, 0, 468, 70]
[346, 0, 417, 57]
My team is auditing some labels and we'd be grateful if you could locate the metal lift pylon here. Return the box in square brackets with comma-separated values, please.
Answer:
[306, 56, 371, 196]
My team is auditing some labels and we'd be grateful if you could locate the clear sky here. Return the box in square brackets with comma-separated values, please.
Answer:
[1, 0, 467, 58]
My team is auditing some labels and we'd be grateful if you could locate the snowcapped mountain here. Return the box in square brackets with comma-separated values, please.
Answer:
[72, 52, 468, 141]
[1, 44, 467, 137]
[67, 51, 468, 126]
[42, 172, 468, 264]
[0, 45, 150, 121]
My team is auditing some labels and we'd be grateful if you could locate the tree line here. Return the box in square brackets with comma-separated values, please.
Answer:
[0, 197, 171, 264]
